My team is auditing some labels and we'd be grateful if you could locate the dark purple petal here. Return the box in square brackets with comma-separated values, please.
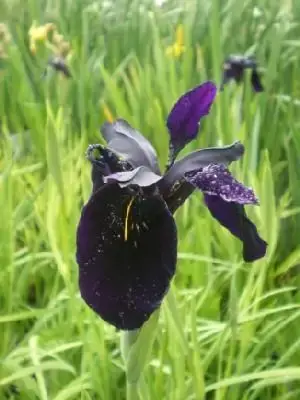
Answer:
[220, 55, 262, 91]
[103, 166, 162, 188]
[101, 119, 160, 174]
[220, 63, 244, 90]
[204, 194, 267, 262]
[48, 56, 72, 77]
[166, 81, 217, 152]
[185, 164, 258, 205]
[251, 69, 264, 92]
[76, 184, 177, 330]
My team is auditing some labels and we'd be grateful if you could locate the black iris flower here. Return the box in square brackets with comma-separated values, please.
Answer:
[44, 56, 71, 78]
[76, 81, 267, 331]
[220, 55, 264, 92]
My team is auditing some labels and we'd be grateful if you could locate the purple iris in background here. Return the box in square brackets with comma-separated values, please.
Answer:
[76, 81, 267, 331]
[220, 55, 264, 92]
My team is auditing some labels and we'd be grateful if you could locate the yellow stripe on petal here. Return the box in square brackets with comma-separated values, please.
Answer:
[124, 197, 135, 241]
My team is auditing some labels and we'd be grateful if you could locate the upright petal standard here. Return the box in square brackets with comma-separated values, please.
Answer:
[166, 81, 217, 163]
[76, 81, 267, 330]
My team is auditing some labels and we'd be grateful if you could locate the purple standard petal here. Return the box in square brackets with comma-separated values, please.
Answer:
[166, 82, 217, 153]
[184, 164, 258, 205]
[76, 184, 177, 330]
[204, 195, 267, 262]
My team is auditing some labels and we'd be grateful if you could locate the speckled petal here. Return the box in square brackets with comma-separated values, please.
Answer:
[161, 142, 244, 195]
[76, 184, 177, 330]
[204, 194, 267, 262]
[185, 164, 258, 205]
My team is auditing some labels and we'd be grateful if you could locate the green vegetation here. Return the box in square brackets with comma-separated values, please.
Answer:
[1, 0, 300, 399]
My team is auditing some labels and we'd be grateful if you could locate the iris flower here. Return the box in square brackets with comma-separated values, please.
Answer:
[165, 24, 185, 58]
[76, 81, 267, 330]
[28, 21, 55, 54]
[220, 55, 264, 92]
[47, 56, 72, 78]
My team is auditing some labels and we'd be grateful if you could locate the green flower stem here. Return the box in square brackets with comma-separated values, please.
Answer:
[121, 329, 140, 400]
[126, 381, 140, 400]
[120, 310, 160, 400]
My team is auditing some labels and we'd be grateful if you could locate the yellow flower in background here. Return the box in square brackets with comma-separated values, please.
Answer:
[166, 24, 185, 58]
[0, 23, 11, 44]
[102, 102, 115, 123]
[28, 21, 72, 77]
[28, 21, 55, 54]
[51, 29, 71, 58]
[0, 44, 7, 60]
[52, 31, 64, 45]
[0, 23, 11, 61]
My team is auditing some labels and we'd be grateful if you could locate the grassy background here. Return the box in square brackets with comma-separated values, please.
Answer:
[1, 0, 300, 399]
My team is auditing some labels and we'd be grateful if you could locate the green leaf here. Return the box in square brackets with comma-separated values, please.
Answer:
[124, 309, 160, 384]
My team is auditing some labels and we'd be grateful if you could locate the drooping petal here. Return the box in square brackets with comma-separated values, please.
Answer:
[101, 119, 160, 174]
[103, 166, 162, 188]
[161, 141, 244, 195]
[251, 69, 264, 92]
[204, 194, 267, 262]
[184, 164, 258, 205]
[166, 81, 217, 156]
[76, 184, 177, 330]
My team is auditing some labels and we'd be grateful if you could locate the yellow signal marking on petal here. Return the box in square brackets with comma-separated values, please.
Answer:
[124, 197, 135, 241]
